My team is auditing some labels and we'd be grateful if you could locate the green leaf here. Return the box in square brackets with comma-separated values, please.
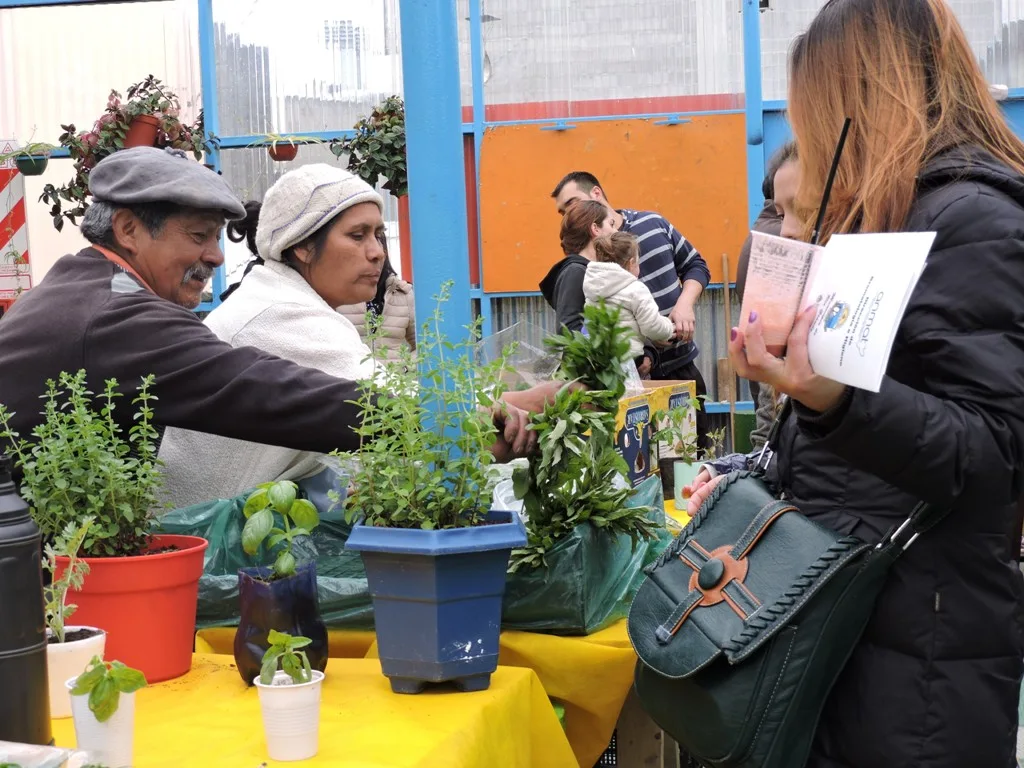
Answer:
[266, 629, 290, 646]
[273, 549, 296, 578]
[289, 636, 312, 649]
[268, 482, 297, 514]
[243, 488, 268, 518]
[108, 663, 147, 694]
[70, 657, 106, 695]
[241, 508, 273, 555]
[289, 498, 319, 532]
[88, 675, 119, 723]
[259, 650, 282, 685]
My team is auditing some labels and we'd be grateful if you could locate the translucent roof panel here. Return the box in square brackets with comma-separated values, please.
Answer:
[760, 0, 1018, 102]
[213, 0, 403, 136]
[0, 0, 200, 145]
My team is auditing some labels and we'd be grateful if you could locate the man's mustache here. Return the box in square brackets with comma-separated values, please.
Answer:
[183, 263, 214, 284]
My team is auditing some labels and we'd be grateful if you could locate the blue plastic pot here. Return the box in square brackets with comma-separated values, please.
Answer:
[345, 509, 527, 694]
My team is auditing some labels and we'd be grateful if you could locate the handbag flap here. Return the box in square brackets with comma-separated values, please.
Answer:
[628, 472, 869, 679]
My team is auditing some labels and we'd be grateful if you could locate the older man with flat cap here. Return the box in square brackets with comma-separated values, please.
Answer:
[0, 147, 546, 465]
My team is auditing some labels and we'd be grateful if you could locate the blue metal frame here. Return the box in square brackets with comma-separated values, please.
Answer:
[194, 0, 222, 313]
[742, 0, 765, 227]
[398, 0, 472, 348]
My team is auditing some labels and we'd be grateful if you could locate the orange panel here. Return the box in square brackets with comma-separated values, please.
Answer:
[479, 114, 748, 293]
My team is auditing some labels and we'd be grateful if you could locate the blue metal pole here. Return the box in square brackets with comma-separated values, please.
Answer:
[742, 0, 766, 227]
[197, 0, 225, 311]
[469, 0, 490, 334]
[399, 0, 472, 344]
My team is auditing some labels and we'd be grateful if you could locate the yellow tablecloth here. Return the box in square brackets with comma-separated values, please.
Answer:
[52, 654, 576, 768]
[197, 622, 638, 768]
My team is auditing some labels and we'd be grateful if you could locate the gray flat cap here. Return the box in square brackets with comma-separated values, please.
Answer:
[89, 146, 246, 220]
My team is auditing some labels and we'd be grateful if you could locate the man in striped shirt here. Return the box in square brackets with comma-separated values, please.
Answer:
[551, 172, 710, 384]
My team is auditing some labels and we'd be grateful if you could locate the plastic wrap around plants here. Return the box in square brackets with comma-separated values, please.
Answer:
[156, 467, 672, 635]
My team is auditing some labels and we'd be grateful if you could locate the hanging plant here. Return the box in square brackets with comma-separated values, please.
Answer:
[330, 95, 407, 196]
[39, 75, 207, 232]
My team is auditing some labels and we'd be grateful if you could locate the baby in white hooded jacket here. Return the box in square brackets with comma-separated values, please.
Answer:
[582, 231, 677, 361]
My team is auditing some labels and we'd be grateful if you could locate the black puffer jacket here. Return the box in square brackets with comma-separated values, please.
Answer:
[766, 147, 1024, 768]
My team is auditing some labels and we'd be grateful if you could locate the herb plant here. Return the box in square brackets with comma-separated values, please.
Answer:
[43, 517, 96, 643]
[510, 303, 660, 571]
[652, 397, 727, 463]
[341, 281, 511, 530]
[241, 480, 321, 580]
[70, 656, 147, 723]
[330, 95, 406, 196]
[260, 630, 313, 685]
[0, 370, 164, 556]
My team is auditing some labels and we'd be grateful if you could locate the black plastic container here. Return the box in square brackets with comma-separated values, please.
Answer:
[233, 561, 328, 685]
[0, 453, 52, 745]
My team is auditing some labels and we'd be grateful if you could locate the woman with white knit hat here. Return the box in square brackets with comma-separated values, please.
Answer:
[157, 164, 397, 507]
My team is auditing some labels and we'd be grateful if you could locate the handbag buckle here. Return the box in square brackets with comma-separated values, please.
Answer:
[876, 517, 919, 552]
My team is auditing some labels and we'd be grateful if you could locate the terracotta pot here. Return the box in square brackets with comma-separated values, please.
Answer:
[124, 115, 161, 148]
[268, 143, 298, 162]
[53, 534, 209, 683]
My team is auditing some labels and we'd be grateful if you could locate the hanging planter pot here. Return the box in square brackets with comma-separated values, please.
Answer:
[345, 509, 526, 694]
[124, 114, 161, 148]
[46, 626, 105, 719]
[54, 534, 209, 683]
[233, 562, 328, 686]
[15, 155, 48, 176]
[268, 142, 299, 162]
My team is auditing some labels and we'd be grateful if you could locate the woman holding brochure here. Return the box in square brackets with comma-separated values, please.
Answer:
[690, 0, 1024, 765]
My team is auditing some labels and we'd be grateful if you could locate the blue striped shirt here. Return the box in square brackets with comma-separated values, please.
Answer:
[619, 209, 710, 370]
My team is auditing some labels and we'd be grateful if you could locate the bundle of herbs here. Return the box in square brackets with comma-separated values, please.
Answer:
[510, 302, 660, 571]
[340, 281, 512, 530]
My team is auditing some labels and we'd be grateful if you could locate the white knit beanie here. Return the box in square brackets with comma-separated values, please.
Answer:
[255, 164, 384, 263]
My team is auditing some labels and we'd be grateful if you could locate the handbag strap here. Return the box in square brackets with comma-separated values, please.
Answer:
[752, 394, 952, 558]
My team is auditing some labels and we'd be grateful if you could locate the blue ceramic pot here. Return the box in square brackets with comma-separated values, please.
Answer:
[345, 510, 527, 694]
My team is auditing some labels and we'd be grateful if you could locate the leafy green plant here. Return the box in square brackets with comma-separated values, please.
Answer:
[259, 630, 313, 685]
[70, 656, 146, 723]
[0, 370, 164, 556]
[330, 95, 406, 196]
[43, 517, 96, 642]
[241, 480, 321, 579]
[0, 141, 58, 163]
[510, 302, 660, 571]
[340, 281, 511, 530]
[547, 300, 634, 397]
[652, 396, 727, 463]
[40, 75, 206, 231]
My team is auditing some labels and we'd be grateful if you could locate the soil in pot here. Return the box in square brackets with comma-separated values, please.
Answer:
[53, 534, 208, 683]
[124, 115, 161, 148]
[47, 627, 105, 719]
[268, 143, 298, 162]
[15, 156, 48, 176]
[234, 562, 328, 686]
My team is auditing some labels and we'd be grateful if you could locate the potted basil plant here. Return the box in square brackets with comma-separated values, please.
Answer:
[66, 655, 146, 768]
[341, 281, 526, 694]
[253, 630, 324, 762]
[234, 480, 328, 686]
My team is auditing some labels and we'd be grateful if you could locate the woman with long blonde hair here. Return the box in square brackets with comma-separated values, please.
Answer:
[691, 0, 1024, 764]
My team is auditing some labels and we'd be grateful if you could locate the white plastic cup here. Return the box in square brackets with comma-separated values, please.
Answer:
[254, 669, 324, 762]
[66, 675, 136, 768]
[48, 627, 106, 719]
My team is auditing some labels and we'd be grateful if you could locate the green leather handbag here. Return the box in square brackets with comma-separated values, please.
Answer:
[627, 470, 945, 768]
